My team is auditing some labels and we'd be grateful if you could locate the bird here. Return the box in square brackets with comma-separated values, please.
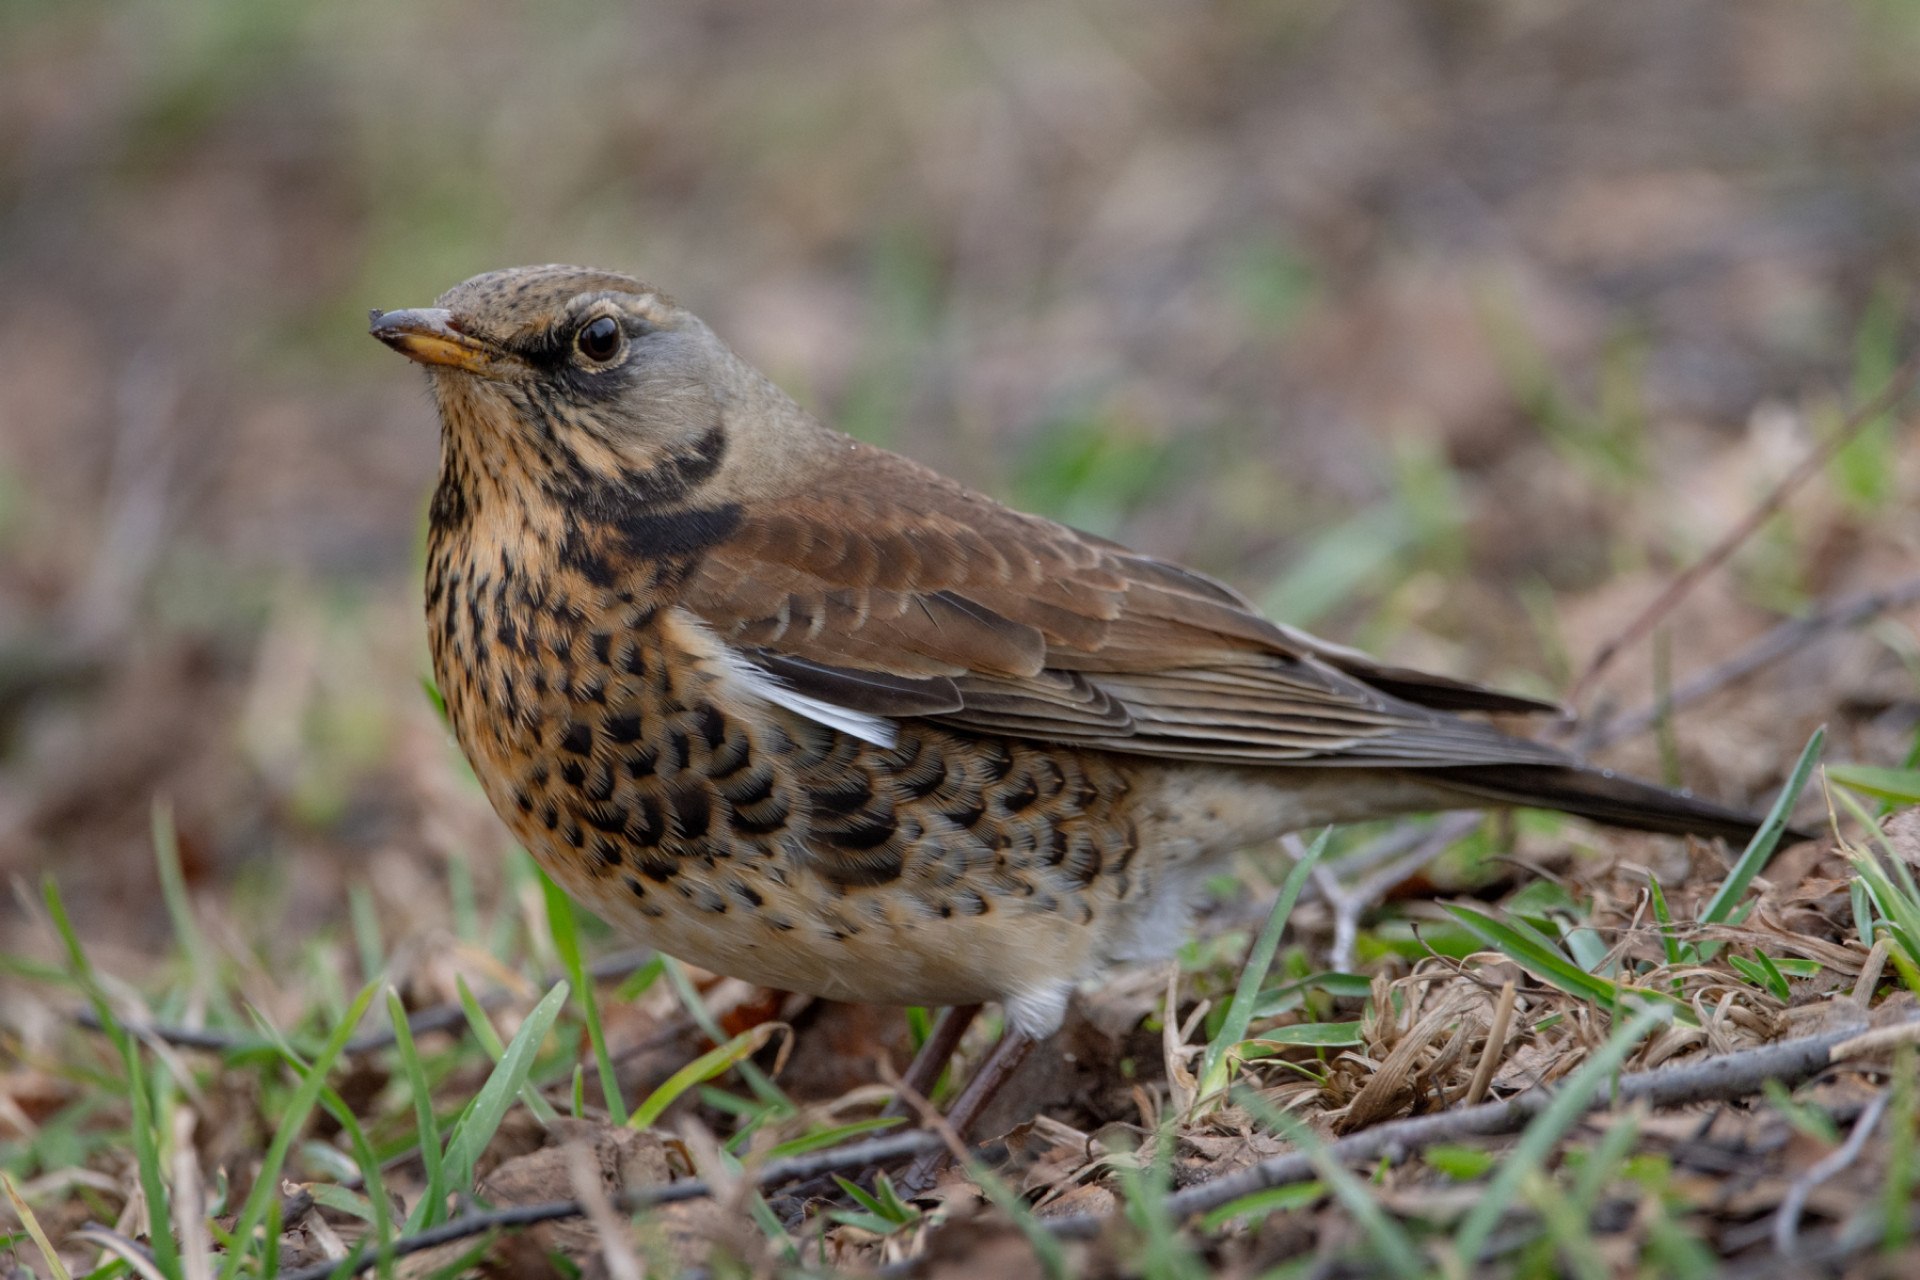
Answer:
[370, 264, 1790, 1143]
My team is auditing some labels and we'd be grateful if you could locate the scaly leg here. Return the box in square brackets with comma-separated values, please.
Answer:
[884, 1004, 982, 1118]
[897, 1025, 1037, 1194]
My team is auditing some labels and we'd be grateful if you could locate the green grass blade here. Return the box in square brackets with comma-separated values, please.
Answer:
[763, 1116, 906, 1161]
[221, 980, 379, 1280]
[2, 1172, 73, 1280]
[1700, 726, 1823, 925]
[1452, 1002, 1670, 1267]
[1198, 828, 1332, 1104]
[539, 871, 626, 1124]
[252, 1021, 394, 1261]
[456, 976, 558, 1125]
[1247, 1021, 1365, 1048]
[440, 980, 569, 1192]
[1198, 1181, 1325, 1230]
[1645, 876, 1694, 971]
[152, 798, 229, 1023]
[42, 877, 183, 1280]
[385, 989, 445, 1231]
[1444, 905, 1619, 1005]
[1826, 763, 1920, 805]
[629, 1022, 783, 1131]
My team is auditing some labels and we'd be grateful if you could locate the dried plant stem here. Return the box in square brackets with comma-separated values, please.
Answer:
[1043, 1014, 1900, 1239]
[1571, 349, 1920, 707]
[273, 1128, 946, 1280]
[1582, 574, 1920, 753]
[73, 949, 658, 1057]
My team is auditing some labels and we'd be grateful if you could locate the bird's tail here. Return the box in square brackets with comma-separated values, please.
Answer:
[1430, 763, 1810, 845]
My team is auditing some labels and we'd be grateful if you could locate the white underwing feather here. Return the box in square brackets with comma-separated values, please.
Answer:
[704, 627, 900, 747]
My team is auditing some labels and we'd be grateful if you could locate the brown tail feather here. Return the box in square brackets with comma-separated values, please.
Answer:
[1432, 763, 1813, 845]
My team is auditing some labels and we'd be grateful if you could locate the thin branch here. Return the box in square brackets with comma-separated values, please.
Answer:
[1772, 1088, 1888, 1257]
[1041, 1014, 1903, 1239]
[72, 949, 657, 1057]
[1581, 574, 1920, 753]
[1313, 813, 1484, 973]
[272, 1128, 945, 1280]
[1571, 348, 1920, 706]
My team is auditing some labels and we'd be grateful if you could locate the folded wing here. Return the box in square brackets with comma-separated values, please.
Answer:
[678, 442, 1566, 769]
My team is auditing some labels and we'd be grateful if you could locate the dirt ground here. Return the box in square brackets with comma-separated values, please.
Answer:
[4, 1, 1920, 1276]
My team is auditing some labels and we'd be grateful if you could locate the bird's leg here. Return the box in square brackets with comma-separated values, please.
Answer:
[897, 1023, 1038, 1193]
[883, 1003, 981, 1119]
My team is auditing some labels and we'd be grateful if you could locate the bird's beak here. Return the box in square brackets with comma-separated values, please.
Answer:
[368, 308, 502, 375]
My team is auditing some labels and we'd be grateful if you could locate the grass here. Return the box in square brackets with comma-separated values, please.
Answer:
[5, 746, 1890, 1280]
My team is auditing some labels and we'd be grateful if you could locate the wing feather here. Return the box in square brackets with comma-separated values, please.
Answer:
[673, 441, 1568, 769]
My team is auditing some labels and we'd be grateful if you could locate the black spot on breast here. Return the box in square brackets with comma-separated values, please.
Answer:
[665, 779, 712, 841]
[635, 849, 678, 882]
[942, 797, 988, 829]
[1001, 775, 1040, 813]
[979, 744, 1015, 783]
[732, 795, 791, 836]
[708, 735, 751, 779]
[558, 501, 744, 588]
[718, 767, 774, 809]
[585, 804, 629, 834]
[429, 473, 470, 531]
[604, 714, 642, 744]
[630, 794, 664, 846]
[625, 744, 658, 778]
[1057, 830, 1103, 887]
[818, 816, 905, 888]
[560, 760, 587, 788]
[825, 813, 897, 852]
[583, 764, 615, 803]
[560, 722, 593, 755]
[898, 757, 948, 801]
[691, 703, 727, 749]
[814, 777, 874, 819]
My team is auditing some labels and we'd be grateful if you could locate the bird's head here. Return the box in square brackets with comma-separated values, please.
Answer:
[371, 265, 780, 519]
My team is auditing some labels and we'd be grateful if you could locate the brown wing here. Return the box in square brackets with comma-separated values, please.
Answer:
[681, 443, 1566, 768]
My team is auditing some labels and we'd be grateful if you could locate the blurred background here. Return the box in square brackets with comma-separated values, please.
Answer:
[3, 0, 1919, 960]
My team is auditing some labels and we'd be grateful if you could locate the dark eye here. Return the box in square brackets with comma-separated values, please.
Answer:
[575, 315, 623, 363]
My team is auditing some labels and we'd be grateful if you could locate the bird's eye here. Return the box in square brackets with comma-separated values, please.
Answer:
[575, 315, 623, 364]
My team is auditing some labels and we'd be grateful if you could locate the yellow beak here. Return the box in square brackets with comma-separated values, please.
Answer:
[368, 308, 502, 374]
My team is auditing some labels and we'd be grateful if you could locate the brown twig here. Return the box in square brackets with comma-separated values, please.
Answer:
[272, 1128, 946, 1280]
[1464, 980, 1517, 1107]
[1312, 812, 1486, 972]
[1771, 1088, 1888, 1258]
[1569, 349, 1920, 707]
[71, 948, 658, 1057]
[1041, 1013, 1900, 1239]
[1580, 574, 1920, 753]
